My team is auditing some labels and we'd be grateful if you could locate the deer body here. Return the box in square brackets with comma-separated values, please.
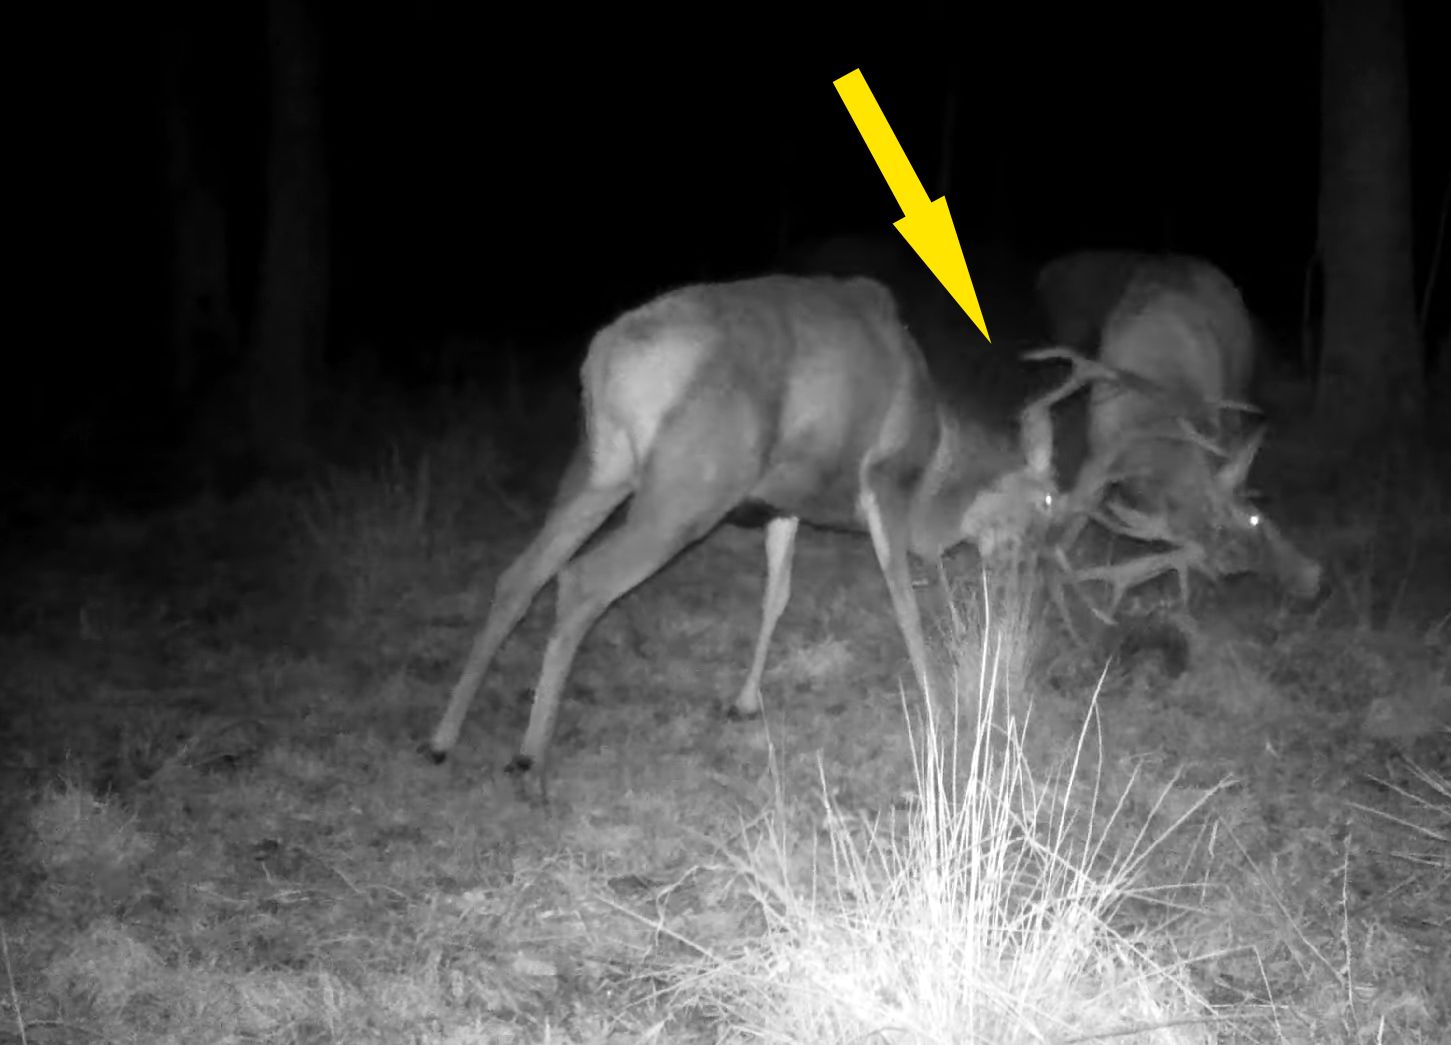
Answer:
[1037, 249, 1155, 353]
[1088, 259, 1255, 517]
[1036, 254, 1322, 607]
[429, 274, 1062, 776]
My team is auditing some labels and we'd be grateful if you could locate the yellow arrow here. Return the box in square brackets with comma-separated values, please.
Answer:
[833, 68, 990, 342]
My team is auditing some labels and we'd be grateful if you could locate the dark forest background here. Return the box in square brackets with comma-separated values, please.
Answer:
[10, 0, 1449, 520]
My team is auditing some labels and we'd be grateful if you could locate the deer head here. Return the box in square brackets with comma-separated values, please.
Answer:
[1197, 426, 1322, 600]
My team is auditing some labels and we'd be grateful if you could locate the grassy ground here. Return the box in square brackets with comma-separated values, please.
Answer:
[1, 382, 1447, 1044]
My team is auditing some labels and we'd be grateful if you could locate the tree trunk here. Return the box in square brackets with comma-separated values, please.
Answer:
[1436, 326, 1451, 445]
[163, 20, 240, 408]
[1316, 0, 1422, 440]
[251, 0, 329, 474]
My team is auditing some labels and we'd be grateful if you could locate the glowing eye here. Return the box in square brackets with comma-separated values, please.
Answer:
[1248, 512, 1261, 528]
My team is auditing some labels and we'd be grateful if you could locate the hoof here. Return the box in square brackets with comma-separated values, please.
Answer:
[724, 704, 761, 722]
[505, 755, 549, 807]
[419, 741, 449, 765]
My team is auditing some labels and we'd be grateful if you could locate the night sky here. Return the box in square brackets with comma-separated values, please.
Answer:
[22, 1, 1450, 489]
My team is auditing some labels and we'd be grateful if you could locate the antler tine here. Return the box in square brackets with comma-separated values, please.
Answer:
[1010, 345, 1114, 495]
[1168, 417, 1230, 459]
[1047, 545, 1118, 629]
[1021, 346, 1124, 414]
[1016, 348, 1127, 490]
[1049, 492, 1216, 620]
[1073, 542, 1207, 614]
[1025, 347, 1260, 436]
[1023, 346, 1188, 406]
[1210, 396, 1262, 418]
[1055, 424, 1166, 521]
[1098, 499, 1183, 543]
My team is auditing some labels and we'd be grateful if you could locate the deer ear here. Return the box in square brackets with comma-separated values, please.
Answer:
[1216, 425, 1266, 491]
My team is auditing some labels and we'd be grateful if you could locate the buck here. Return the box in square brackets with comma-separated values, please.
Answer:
[1035, 249, 1157, 353]
[1030, 253, 1323, 616]
[427, 274, 1088, 778]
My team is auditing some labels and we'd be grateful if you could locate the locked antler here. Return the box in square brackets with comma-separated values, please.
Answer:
[1021, 347, 1213, 511]
[1075, 500, 1209, 608]
[1027, 345, 1260, 459]
[1023, 346, 1169, 401]
[1041, 497, 1212, 633]
[1016, 345, 1126, 477]
[1020, 345, 1261, 638]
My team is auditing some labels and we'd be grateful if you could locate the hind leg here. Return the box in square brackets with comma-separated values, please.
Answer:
[512, 397, 766, 775]
[428, 447, 630, 760]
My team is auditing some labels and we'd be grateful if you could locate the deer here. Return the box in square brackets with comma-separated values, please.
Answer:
[1027, 253, 1323, 623]
[426, 274, 1093, 780]
[1035, 249, 1158, 354]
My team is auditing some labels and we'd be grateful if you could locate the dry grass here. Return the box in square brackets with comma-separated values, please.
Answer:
[660, 592, 1227, 1044]
[1, 391, 1447, 1043]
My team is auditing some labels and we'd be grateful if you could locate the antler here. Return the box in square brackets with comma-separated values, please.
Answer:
[1019, 345, 1249, 634]
[1020, 346, 1157, 412]
[1097, 499, 1184, 542]
[1073, 544, 1205, 616]
[1026, 344, 1260, 421]
[1024, 344, 1232, 409]
[1020, 346, 1216, 508]
[1013, 345, 1137, 510]
[1061, 499, 1214, 617]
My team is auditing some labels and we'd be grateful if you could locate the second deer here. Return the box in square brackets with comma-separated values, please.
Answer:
[1031, 252, 1323, 618]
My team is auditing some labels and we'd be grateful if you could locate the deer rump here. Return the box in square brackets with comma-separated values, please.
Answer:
[1039, 253, 1321, 609]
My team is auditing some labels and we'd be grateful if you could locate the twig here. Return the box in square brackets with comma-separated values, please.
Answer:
[2, 923, 26, 1045]
[480, 467, 534, 523]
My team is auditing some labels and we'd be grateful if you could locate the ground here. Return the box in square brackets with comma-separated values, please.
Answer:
[1, 365, 1447, 1044]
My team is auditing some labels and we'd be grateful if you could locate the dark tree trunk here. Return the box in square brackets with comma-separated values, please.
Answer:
[251, 0, 329, 474]
[163, 20, 240, 409]
[1436, 326, 1451, 444]
[1317, 0, 1422, 439]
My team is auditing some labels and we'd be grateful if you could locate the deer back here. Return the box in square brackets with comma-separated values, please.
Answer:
[579, 275, 982, 536]
[1037, 249, 1149, 351]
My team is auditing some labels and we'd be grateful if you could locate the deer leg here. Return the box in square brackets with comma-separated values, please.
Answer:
[429, 455, 632, 761]
[858, 475, 936, 705]
[729, 515, 800, 718]
[513, 401, 763, 776]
